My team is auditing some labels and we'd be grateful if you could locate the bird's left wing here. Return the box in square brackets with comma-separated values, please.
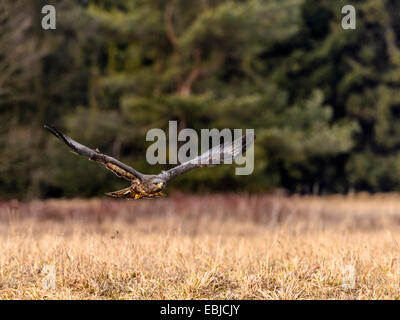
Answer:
[159, 132, 255, 181]
[44, 125, 144, 181]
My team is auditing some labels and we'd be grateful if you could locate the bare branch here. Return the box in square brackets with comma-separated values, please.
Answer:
[178, 49, 201, 96]
[164, 2, 178, 48]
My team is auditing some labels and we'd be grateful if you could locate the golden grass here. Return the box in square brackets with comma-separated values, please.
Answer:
[2, 193, 400, 299]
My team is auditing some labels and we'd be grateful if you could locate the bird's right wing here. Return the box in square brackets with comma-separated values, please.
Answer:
[160, 132, 255, 181]
[44, 125, 144, 181]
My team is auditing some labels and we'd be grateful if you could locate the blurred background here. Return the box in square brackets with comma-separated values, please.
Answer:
[2, 0, 400, 200]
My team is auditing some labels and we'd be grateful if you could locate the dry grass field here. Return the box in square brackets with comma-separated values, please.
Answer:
[2, 193, 400, 299]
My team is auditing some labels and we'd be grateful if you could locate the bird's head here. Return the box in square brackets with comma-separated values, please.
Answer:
[147, 177, 166, 193]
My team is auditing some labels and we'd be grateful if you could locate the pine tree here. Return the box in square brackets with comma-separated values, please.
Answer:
[60, 0, 356, 194]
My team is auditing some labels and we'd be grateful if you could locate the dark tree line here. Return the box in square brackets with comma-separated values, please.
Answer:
[1, 0, 399, 199]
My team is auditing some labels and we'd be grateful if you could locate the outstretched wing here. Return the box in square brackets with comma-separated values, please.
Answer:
[160, 132, 255, 181]
[44, 125, 144, 181]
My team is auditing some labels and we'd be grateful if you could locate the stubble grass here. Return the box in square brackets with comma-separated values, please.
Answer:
[1, 193, 400, 299]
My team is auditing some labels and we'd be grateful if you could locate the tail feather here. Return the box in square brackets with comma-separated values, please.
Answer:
[105, 186, 132, 198]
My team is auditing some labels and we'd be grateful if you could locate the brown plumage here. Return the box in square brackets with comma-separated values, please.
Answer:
[44, 125, 255, 199]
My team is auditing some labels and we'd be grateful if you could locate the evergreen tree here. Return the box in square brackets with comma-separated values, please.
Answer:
[61, 0, 355, 194]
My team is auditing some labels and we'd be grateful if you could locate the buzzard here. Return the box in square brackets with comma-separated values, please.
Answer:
[44, 125, 255, 199]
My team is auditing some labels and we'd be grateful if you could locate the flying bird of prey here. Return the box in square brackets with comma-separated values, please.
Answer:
[44, 125, 255, 199]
